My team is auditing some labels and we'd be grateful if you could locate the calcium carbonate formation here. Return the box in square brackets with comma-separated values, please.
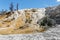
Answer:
[0, 8, 46, 34]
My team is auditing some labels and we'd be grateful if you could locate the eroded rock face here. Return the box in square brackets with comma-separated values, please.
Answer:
[0, 8, 46, 34]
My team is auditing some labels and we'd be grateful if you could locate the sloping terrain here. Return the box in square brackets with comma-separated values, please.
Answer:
[45, 5, 60, 24]
[0, 25, 59, 40]
[0, 5, 60, 40]
[0, 8, 46, 34]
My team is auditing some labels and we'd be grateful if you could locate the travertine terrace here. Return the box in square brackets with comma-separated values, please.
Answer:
[0, 8, 46, 34]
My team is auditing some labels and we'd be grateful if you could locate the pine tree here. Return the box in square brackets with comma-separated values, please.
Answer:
[9, 2, 14, 12]
[16, 3, 18, 11]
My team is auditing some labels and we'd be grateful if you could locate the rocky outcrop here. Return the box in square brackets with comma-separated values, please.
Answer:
[45, 5, 60, 24]
[0, 8, 46, 34]
[1, 4, 60, 34]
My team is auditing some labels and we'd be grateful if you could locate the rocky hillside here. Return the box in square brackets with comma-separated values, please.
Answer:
[0, 5, 60, 34]
[45, 5, 60, 24]
[0, 8, 46, 34]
